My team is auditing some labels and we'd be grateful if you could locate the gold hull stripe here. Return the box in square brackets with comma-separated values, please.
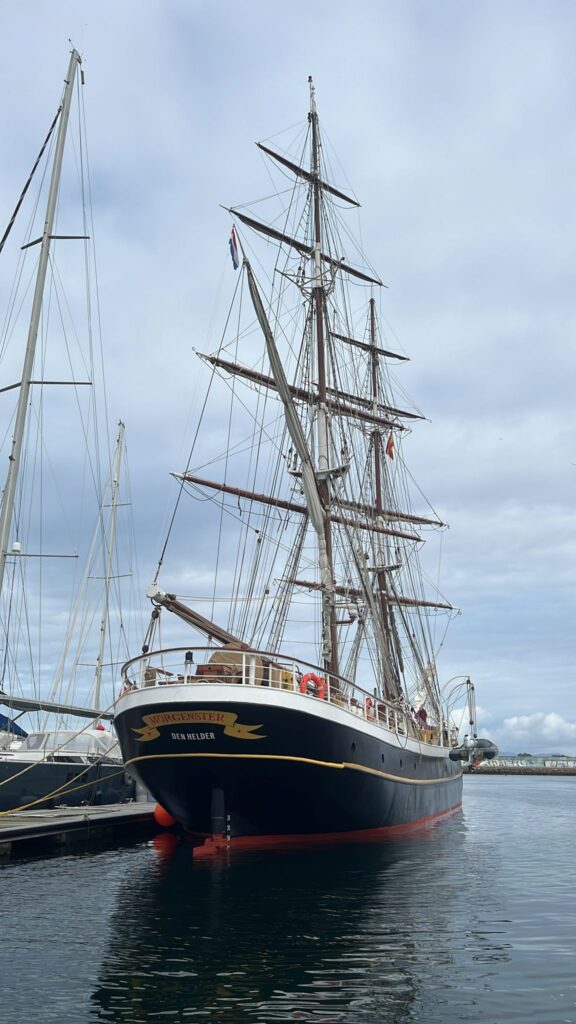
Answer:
[124, 750, 462, 786]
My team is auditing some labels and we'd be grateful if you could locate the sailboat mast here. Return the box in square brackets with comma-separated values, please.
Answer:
[0, 49, 81, 601]
[308, 76, 339, 678]
[93, 421, 125, 710]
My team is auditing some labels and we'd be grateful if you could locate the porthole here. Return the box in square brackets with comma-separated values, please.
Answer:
[381, 753, 385, 763]
[351, 742, 356, 754]
[399, 759, 403, 768]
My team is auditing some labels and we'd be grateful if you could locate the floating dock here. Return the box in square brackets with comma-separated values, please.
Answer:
[0, 802, 158, 860]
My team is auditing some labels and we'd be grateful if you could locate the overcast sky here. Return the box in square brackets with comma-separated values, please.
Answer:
[0, 1, 574, 752]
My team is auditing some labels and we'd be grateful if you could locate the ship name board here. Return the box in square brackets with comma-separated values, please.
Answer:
[132, 709, 266, 742]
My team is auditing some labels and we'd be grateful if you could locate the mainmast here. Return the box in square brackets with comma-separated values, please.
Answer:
[308, 76, 339, 678]
[369, 298, 402, 700]
[0, 49, 81, 601]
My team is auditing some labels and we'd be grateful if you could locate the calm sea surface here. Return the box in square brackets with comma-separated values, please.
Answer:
[1, 775, 574, 1023]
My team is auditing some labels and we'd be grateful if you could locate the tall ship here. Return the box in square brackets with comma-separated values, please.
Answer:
[114, 79, 496, 848]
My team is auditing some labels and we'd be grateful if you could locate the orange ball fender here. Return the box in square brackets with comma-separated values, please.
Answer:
[300, 672, 327, 700]
[153, 803, 176, 828]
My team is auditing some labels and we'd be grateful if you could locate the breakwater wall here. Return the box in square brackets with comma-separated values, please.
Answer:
[467, 756, 576, 776]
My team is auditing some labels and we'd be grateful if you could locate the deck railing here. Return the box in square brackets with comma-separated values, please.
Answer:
[120, 646, 447, 746]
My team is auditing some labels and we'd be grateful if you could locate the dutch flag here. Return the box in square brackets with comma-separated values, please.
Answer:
[229, 225, 240, 270]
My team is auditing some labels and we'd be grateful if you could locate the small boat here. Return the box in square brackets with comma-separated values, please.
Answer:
[114, 79, 496, 849]
[0, 50, 137, 814]
[0, 726, 133, 812]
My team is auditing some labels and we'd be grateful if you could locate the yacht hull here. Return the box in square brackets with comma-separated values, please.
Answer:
[114, 684, 462, 841]
[0, 760, 135, 813]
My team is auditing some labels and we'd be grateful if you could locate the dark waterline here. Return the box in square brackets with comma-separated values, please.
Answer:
[2, 776, 574, 1023]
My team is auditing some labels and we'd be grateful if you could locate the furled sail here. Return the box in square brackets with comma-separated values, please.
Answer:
[257, 142, 360, 206]
[203, 354, 409, 431]
[231, 209, 383, 286]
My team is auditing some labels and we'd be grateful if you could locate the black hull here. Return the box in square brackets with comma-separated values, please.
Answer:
[0, 760, 135, 813]
[115, 690, 462, 840]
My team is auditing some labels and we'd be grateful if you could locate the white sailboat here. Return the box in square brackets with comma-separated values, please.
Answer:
[0, 50, 137, 812]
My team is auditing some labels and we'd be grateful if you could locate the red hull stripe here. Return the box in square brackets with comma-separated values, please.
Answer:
[191, 802, 462, 858]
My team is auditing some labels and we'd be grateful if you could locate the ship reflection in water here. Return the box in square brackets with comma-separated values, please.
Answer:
[3, 777, 573, 1023]
[91, 813, 510, 1023]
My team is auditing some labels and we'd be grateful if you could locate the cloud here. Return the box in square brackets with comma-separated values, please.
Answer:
[448, 703, 493, 733]
[496, 712, 576, 754]
[473, 705, 493, 725]
[0, 1, 574, 731]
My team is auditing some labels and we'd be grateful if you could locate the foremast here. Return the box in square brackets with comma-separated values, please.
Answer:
[308, 76, 339, 679]
[225, 79, 342, 680]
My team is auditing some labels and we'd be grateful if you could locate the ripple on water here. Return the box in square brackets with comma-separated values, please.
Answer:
[0, 776, 574, 1022]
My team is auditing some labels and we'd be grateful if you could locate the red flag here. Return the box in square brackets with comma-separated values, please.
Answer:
[385, 432, 394, 459]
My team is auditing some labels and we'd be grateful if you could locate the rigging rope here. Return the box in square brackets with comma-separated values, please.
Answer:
[151, 269, 244, 591]
[0, 104, 62, 256]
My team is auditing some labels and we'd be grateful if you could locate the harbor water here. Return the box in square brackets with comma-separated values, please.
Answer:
[1, 775, 574, 1023]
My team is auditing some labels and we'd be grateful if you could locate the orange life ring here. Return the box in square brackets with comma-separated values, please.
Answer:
[300, 672, 327, 700]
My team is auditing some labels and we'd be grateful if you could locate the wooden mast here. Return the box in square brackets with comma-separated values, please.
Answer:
[308, 76, 339, 679]
[370, 298, 402, 699]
